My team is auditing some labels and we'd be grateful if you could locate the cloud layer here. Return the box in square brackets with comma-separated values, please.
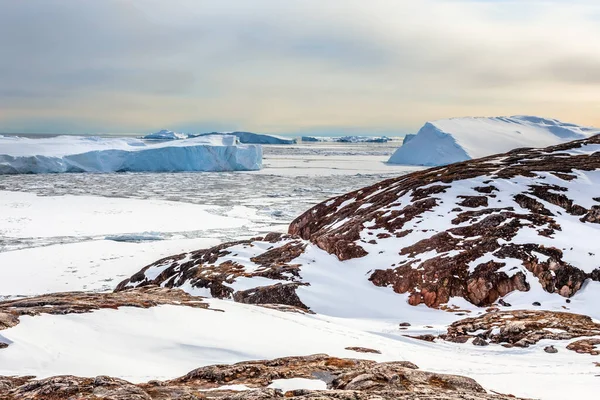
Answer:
[1, 0, 599, 134]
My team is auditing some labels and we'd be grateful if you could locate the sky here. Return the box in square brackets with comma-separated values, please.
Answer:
[1, 0, 599, 135]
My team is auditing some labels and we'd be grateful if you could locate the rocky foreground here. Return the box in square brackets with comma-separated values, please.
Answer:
[0, 353, 524, 400]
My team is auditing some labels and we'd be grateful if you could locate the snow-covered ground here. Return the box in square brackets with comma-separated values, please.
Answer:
[0, 299, 597, 399]
[0, 135, 262, 173]
[388, 115, 600, 166]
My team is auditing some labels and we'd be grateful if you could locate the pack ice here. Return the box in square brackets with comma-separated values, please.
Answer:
[388, 115, 600, 166]
[0, 135, 262, 174]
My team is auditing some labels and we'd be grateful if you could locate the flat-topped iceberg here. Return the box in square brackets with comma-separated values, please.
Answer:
[0, 135, 262, 174]
[388, 115, 599, 166]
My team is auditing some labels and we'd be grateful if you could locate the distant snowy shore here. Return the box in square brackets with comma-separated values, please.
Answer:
[0, 135, 262, 174]
[301, 135, 391, 143]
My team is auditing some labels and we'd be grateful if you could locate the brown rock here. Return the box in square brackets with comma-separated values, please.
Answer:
[345, 347, 382, 354]
[567, 339, 600, 356]
[443, 310, 600, 348]
[233, 283, 309, 310]
[544, 346, 558, 354]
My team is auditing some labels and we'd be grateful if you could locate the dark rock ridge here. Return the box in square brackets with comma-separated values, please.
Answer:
[0, 354, 525, 399]
[117, 135, 600, 309]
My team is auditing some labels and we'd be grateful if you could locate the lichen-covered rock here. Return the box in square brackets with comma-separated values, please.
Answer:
[0, 354, 524, 400]
[441, 310, 600, 348]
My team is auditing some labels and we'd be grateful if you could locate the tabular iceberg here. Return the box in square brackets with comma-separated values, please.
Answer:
[0, 135, 262, 174]
[388, 115, 599, 166]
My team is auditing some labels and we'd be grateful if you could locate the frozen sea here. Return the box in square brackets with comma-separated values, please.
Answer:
[0, 141, 419, 296]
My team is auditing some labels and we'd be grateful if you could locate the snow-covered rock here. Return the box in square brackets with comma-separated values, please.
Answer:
[143, 129, 187, 140]
[388, 116, 600, 166]
[0, 135, 262, 173]
[119, 133, 600, 313]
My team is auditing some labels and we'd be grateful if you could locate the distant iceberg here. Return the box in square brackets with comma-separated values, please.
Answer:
[301, 135, 391, 143]
[388, 115, 599, 166]
[143, 129, 187, 140]
[143, 130, 297, 145]
[0, 135, 262, 174]
[197, 131, 297, 145]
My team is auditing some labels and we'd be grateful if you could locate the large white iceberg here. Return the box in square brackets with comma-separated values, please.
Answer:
[0, 135, 262, 174]
[388, 115, 599, 166]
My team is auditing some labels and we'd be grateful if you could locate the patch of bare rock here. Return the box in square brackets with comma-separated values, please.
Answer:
[0, 354, 526, 399]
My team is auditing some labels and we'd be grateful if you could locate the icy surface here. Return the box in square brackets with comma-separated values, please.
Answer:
[0, 135, 262, 173]
[388, 115, 599, 166]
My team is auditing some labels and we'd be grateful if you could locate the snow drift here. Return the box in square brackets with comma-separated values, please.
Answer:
[0, 135, 262, 174]
[388, 116, 600, 166]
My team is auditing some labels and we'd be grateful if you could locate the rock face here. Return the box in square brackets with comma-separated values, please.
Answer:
[118, 135, 600, 309]
[441, 310, 600, 349]
[0, 354, 524, 399]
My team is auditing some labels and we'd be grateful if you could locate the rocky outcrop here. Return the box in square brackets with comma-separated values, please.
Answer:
[117, 135, 600, 309]
[441, 310, 600, 348]
[233, 282, 309, 309]
[116, 234, 310, 309]
[567, 339, 600, 356]
[0, 354, 525, 399]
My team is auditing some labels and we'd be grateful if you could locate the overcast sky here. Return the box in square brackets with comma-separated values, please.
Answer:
[1, 0, 599, 134]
